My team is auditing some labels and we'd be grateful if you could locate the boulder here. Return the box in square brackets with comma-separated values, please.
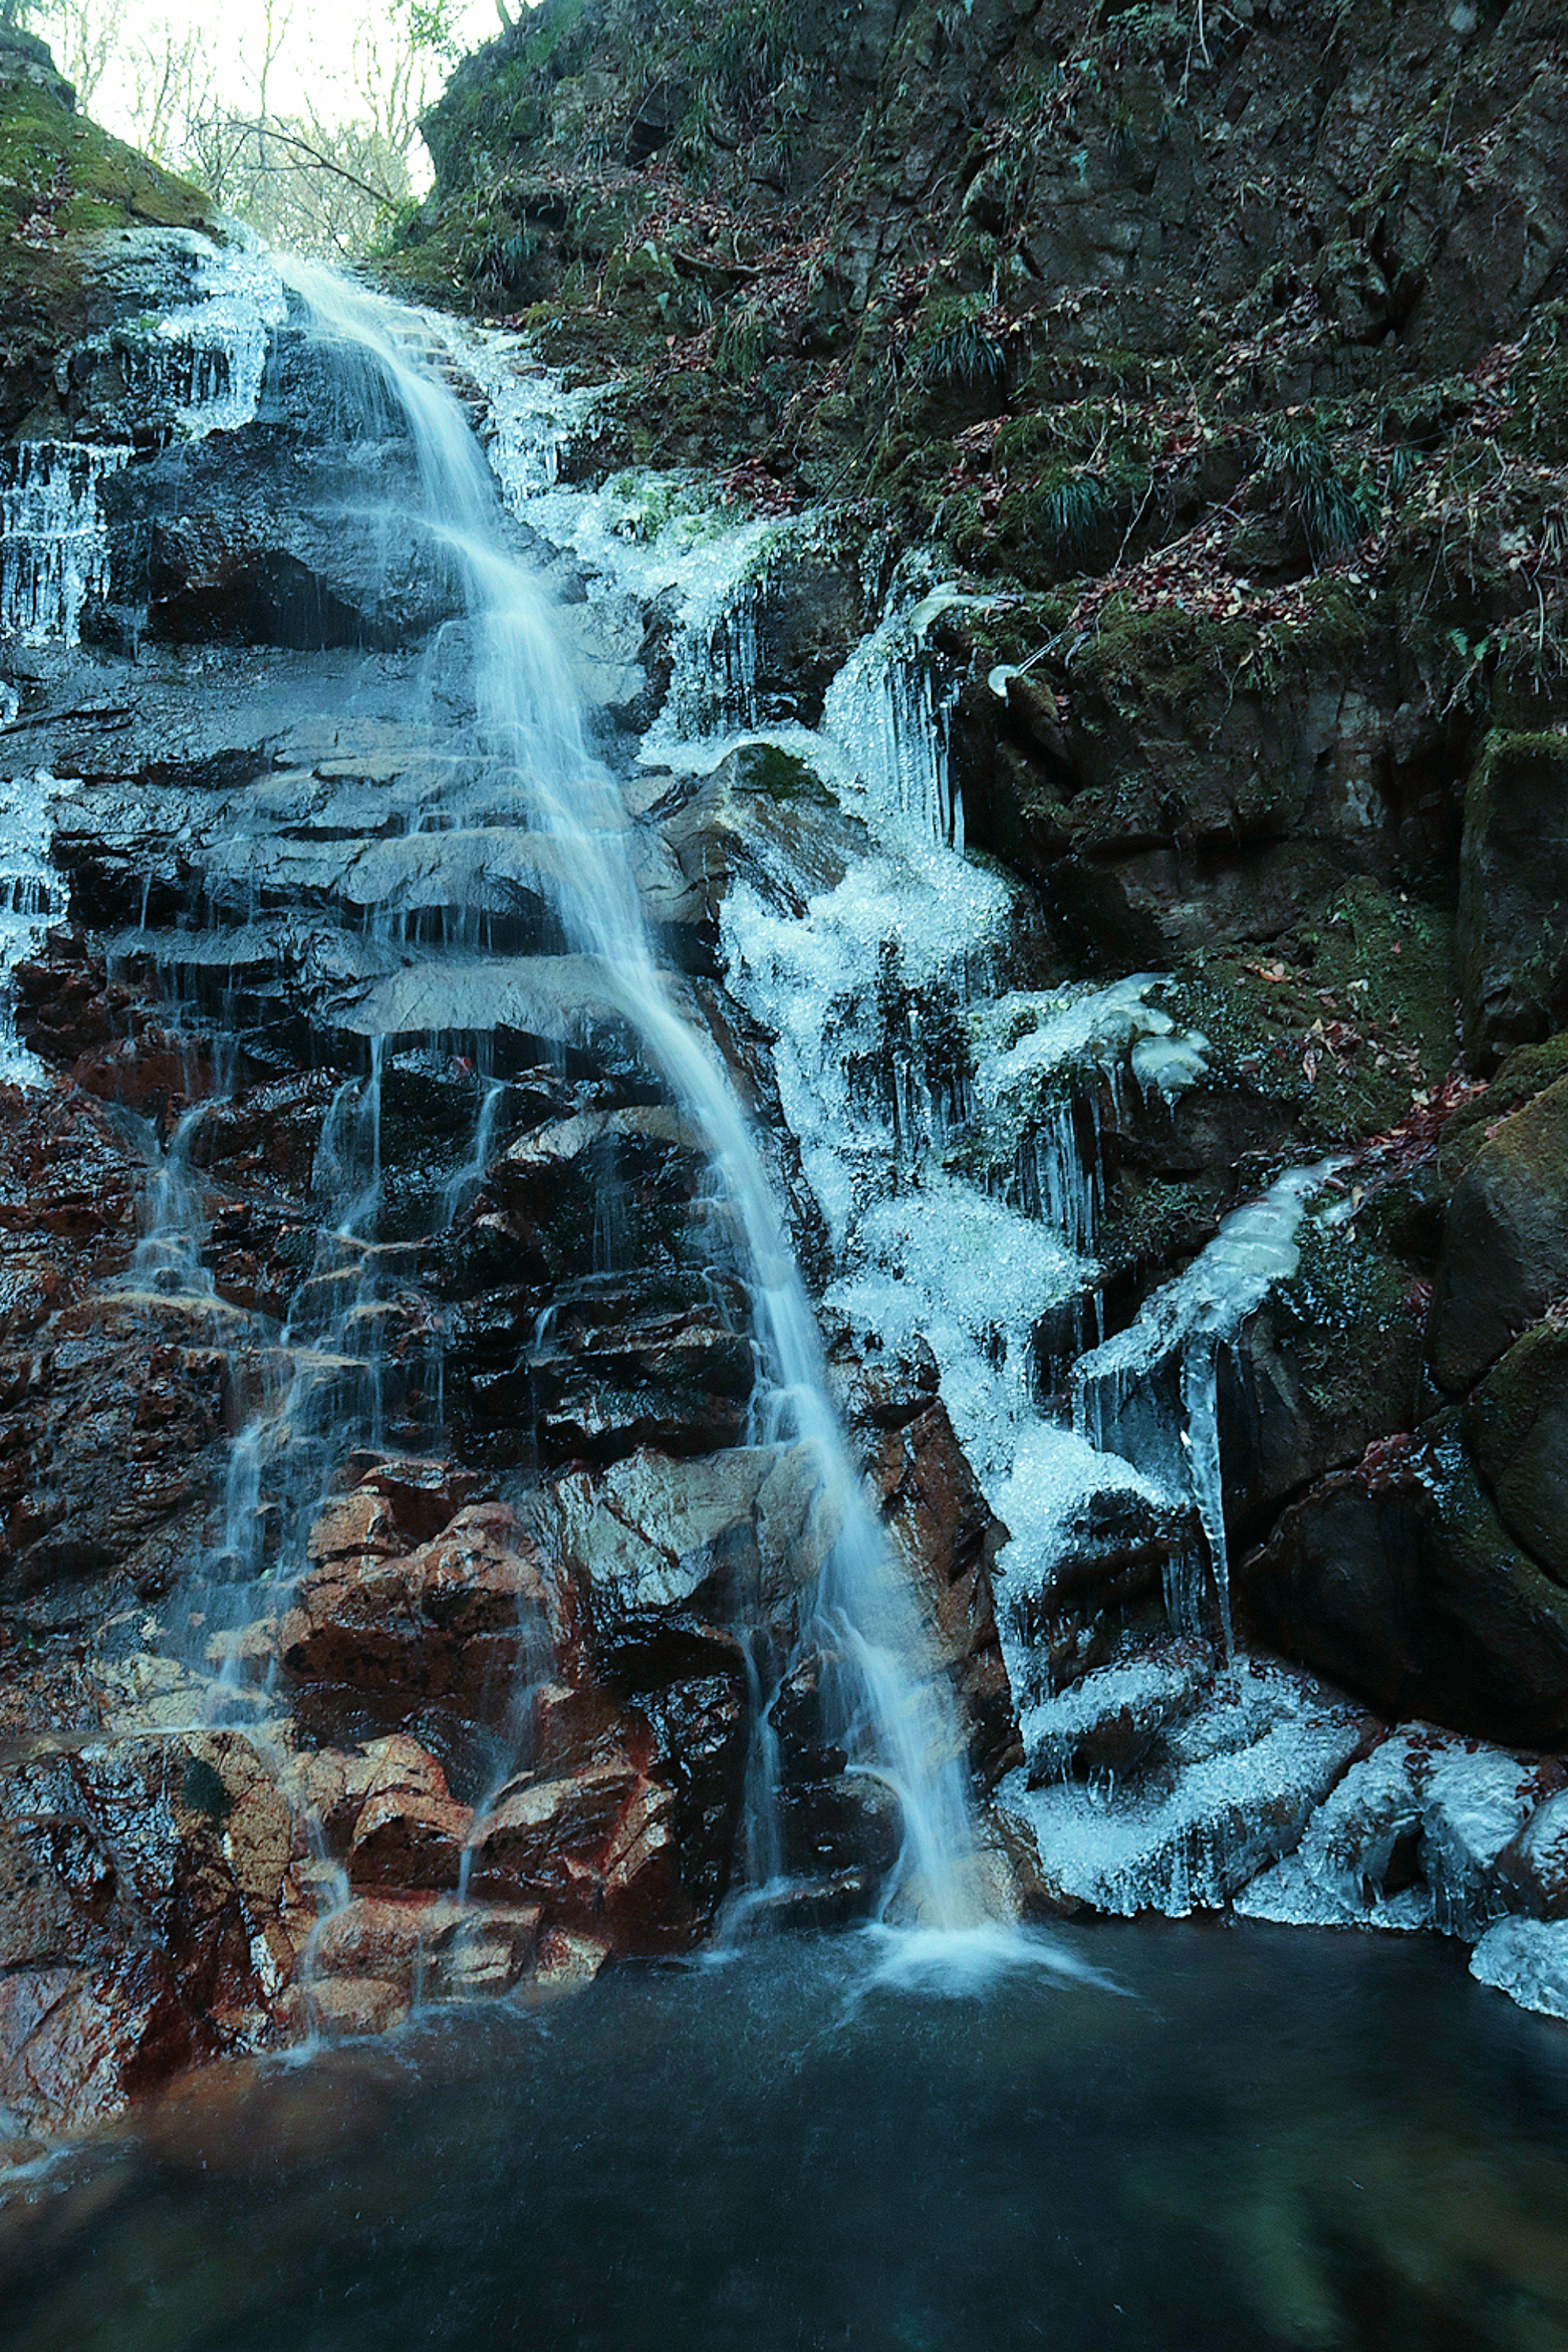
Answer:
[541, 1441, 840, 1624]
[1429, 1072, 1568, 1392]
[280, 1499, 576, 1712]
[1464, 1318, 1568, 1581]
[1240, 1422, 1568, 1747]
[0, 1728, 298, 2135]
[464, 1738, 686, 1946]
[1456, 733, 1568, 1062]
[346, 1738, 473, 1892]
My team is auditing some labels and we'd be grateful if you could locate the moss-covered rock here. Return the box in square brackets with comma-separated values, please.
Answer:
[1430, 1070, 1568, 1394]
[1465, 1317, 1568, 1584]
[1456, 731, 1568, 1066]
[1220, 1219, 1426, 1543]
[0, 33, 210, 436]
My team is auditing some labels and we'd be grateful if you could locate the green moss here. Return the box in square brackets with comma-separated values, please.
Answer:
[728, 742, 832, 803]
[1440, 1031, 1568, 1185]
[1070, 581, 1379, 715]
[1154, 877, 1456, 1150]
[1273, 1217, 1416, 1427]
[0, 83, 206, 249]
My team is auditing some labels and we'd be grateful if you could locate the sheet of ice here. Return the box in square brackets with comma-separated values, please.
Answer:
[1019, 1647, 1208, 1783]
[1420, 1742, 1542, 1937]
[1236, 1729, 1544, 1940]
[1074, 1160, 1340, 1648]
[426, 318, 601, 501]
[135, 235, 287, 437]
[1236, 1733, 1433, 1931]
[1471, 1917, 1568, 2020]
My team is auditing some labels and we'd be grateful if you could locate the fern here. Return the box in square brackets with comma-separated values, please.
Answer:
[920, 320, 1008, 396]
[1260, 422, 1375, 563]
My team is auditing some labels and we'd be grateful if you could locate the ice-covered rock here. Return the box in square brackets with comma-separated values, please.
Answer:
[1020, 1645, 1209, 1784]
[1001, 1662, 1363, 1917]
[1471, 1917, 1568, 2021]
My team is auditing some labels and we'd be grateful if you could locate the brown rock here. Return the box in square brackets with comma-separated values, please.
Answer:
[287, 1974, 410, 2037]
[863, 1397, 1015, 1786]
[347, 1740, 472, 1891]
[466, 1741, 683, 1945]
[281, 1502, 571, 1713]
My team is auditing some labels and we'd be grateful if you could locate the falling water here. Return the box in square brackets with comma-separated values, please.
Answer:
[279, 263, 982, 1928]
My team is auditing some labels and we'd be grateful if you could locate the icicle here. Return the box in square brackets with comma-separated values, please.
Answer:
[0, 443, 131, 644]
[0, 767, 68, 1080]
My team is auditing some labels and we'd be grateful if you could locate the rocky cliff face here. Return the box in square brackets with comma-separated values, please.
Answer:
[3, 0, 1568, 2153]
[401, 0, 1568, 2011]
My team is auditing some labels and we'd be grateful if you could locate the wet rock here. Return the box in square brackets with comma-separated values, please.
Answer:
[347, 1737, 473, 1891]
[486, 1102, 703, 1280]
[1240, 1422, 1568, 1748]
[289, 1974, 412, 2037]
[0, 1728, 298, 2134]
[649, 744, 868, 947]
[98, 426, 463, 651]
[626, 1674, 746, 1924]
[508, 1272, 755, 1466]
[860, 1394, 1014, 1785]
[281, 1499, 572, 1717]
[1429, 1072, 1568, 1394]
[780, 1771, 902, 1881]
[1217, 1224, 1426, 1545]
[542, 1441, 840, 1625]
[465, 1739, 686, 1947]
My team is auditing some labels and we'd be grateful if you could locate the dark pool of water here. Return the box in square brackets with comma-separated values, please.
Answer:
[4, 1919, 1568, 2352]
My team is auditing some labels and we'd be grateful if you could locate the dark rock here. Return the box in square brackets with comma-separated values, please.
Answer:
[1240, 1421, 1568, 1748]
[1457, 733, 1568, 1062]
[1464, 1318, 1568, 1582]
[1429, 1072, 1568, 1393]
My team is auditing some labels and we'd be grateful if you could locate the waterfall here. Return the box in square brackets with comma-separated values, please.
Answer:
[276, 263, 983, 1929]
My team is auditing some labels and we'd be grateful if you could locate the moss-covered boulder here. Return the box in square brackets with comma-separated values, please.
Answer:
[1465, 1318, 1568, 1584]
[1457, 731, 1568, 1065]
[1430, 1070, 1568, 1393]
[0, 30, 211, 436]
[1219, 1220, 1426, 1544]
[1240, 1418, 1568, 1749]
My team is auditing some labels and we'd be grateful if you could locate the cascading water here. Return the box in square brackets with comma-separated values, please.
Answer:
[441, 339, 1370, 1933]
[196, 261, 986, 1931]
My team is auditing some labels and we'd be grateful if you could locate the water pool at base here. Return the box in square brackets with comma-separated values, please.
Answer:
[4, 1920, 1567, 2352]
